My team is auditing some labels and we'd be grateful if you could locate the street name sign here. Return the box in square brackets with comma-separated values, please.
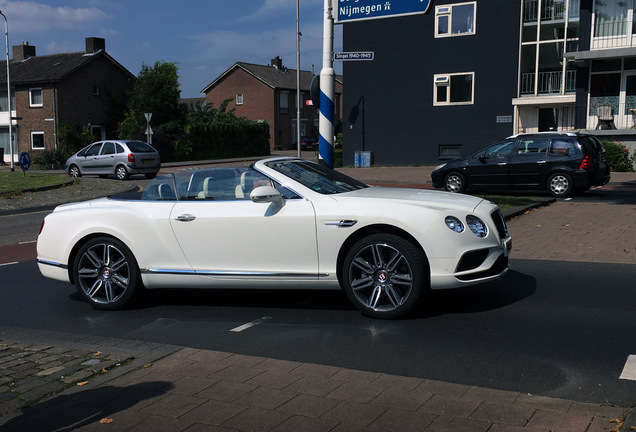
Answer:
[333, 51, 375, 61]
[335, 0, 432, 23]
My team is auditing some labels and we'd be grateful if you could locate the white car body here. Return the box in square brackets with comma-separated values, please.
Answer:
[37, 157, 511, 318]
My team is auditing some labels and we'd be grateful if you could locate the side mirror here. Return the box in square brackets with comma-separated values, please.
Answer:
[250, 186, 284, 207]
[479, 155, 488, 163]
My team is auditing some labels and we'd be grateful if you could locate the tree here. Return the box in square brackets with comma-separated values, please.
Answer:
[127, 61, 182, 126]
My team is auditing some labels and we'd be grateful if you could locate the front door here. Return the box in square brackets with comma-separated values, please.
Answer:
[466, 139, 516, 188]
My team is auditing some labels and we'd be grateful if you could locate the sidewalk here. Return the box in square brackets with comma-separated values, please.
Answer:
[1, 156, 635, 430]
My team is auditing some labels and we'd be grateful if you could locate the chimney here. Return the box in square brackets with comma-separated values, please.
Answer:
[271, 56, 283, 69]
[13, 41, 36, 61]
[85, 37, 105, 54]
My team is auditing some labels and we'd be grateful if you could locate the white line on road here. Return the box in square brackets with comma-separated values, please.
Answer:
[0, 262, 18, 267]
[18, 240, 36, 245]
[620, 355, 636, 380]
[230, 316, 272, 333]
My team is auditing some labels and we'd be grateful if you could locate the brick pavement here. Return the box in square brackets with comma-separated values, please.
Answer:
[1, 158, 635, 430]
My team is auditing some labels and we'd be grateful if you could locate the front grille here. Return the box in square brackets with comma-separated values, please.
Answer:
[456, 249, 489, 272]
[456, 255, 509, 281]
[490, 209, 509, 239]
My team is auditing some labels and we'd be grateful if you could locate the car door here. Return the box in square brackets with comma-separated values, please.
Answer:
[466, 139, 516, 188]
[78, 143, 103, 174]
[508, 138, 550, 188]
[93, 141, 117, 174]
[168, 170, 319, 278]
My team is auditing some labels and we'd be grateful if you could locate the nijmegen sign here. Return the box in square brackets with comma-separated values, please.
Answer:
[335, 0, 432, 24]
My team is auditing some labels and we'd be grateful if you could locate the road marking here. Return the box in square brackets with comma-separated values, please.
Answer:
[18, 240, 36, 245]
[230, 316, 272, 333]
[0, 262, 18, 267]
[620, 355, 636, 380]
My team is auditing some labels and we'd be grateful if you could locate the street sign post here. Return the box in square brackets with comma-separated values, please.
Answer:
[333, 51, 374, 61]
[335, 0, 432, 23]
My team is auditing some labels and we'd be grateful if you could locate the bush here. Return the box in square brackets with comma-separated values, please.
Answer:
[33, 148, 67, 169]
[601, 140, 636, 172]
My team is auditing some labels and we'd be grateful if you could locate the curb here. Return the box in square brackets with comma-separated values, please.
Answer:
[624, 408, 636, 430]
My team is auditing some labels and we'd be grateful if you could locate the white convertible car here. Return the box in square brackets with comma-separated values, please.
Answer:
[37, 157, 512, 319]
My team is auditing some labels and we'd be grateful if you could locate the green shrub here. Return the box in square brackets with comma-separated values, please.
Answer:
[33, 148, 67, 169]
[601, 140, 635, 172]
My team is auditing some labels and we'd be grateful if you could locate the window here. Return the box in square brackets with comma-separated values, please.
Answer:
[101, 142, 116, 155]
[0, 90, 15, 112]
[280, 91, 289, 114]
[516, 139, 549, 156]
[236, 94, 243, 105]
[29, 88, 43, 107]
[550, 139, 574, 157]
[435, 2, 476, 37]
[434, 73, 474, 105]
[31, 131, 45, 149]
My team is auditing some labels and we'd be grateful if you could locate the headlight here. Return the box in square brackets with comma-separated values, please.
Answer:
[466, 215, 488, 238]
[434, 163, 447, 171]
[445, 216, 464, 233]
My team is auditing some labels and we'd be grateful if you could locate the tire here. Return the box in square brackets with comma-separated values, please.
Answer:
[443, 172, 466, 193]
[342, 233, 428, 319]
[68, 165, 81, 178]
[547, 172, 573, 197]
[145, 172, 158, 179]
[73, 237, 141, 310]
[115, 165, 129, 180]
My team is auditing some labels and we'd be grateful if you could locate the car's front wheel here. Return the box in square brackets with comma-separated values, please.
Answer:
[342, 233, 428, 319]
[547, 172, 573, 197]
[73, 237, 141, 310]
[443, 172, 466, 193]
[68, 165, 81, 178]
[115, 165, 129, 180]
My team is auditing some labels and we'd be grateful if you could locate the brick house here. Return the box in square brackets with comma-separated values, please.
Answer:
[0, 37, 135, 164]
[202, 57, 343, 150]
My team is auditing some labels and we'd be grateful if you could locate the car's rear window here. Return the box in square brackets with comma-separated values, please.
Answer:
[126, 141, 156, 153]
[577, 136, 605, 156]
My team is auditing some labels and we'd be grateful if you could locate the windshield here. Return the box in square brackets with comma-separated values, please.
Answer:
[265, 159, 368, 194]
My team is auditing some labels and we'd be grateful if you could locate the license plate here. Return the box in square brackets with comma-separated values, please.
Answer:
[599, 162, 606, 169]
[503, 238, 512, 257]
[142, 159, 154, 165]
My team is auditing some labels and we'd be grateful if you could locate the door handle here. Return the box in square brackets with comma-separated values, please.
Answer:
[537, 160, 547, 164]
[497, 162, 507, 166]
[176, 214, 196, 222]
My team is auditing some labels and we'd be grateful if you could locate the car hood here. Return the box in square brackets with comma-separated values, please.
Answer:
[335, 186, 488, 212]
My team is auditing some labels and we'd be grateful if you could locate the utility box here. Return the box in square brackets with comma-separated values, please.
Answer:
[354, 151, 373, 168]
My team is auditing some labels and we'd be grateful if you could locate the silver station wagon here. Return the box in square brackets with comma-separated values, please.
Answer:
[64, 140, 161, 180]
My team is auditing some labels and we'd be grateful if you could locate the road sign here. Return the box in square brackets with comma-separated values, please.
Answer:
[335, 0, 432, 23]
[333, 51, 374, 61]
[18, 152, 31, 174]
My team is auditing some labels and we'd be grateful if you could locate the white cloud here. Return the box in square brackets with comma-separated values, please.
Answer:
[0, 0, 111, 33]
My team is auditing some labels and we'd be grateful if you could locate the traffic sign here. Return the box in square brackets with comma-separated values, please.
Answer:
[18, 152, 31, 173]
[333, 51, 374, 61]
[335, 0, 432, 23]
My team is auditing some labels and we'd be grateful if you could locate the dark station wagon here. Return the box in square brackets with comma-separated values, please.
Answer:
[431, 132, 611, 197]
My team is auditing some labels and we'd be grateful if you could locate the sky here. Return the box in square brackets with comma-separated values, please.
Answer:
[0, 0, 343, 98]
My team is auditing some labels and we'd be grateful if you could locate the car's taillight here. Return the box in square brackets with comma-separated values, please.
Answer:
[579, 155, 592, 170]
[128, 153, 135, 163]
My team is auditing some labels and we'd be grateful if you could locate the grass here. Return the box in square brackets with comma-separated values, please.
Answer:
[0, 171, 69, 195]
[476, 194, 544, 211]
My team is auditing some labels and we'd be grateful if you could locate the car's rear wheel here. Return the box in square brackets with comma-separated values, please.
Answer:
[115, 165, 129, 180]
[68, 165, 81, 178]
[73, 237, 141, 310]
[342, 233, 428, 319]
[547, 172, 573, 197]
[443, 172, 466, 193]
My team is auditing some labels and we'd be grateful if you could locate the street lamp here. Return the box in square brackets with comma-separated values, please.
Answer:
[0, 10, 12, 172]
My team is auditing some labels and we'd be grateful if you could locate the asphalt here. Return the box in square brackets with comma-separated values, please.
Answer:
[1, 153, 635, 431]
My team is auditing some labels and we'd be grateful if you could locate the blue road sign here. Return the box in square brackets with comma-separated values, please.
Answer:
[335, 0, 432, 23]
[18, 151, 31, 172]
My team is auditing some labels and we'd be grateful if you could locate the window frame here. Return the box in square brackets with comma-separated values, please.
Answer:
[434, 72, 475, 106]
[435, 2, 476, 38]
[31, 131, 45, 149]
[280, 91, 289, 114]
[236, 94, 243, 105]
[29, 88, 43, 107]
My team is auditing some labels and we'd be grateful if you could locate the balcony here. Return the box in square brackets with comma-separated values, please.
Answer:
[520, 70, 576, 96]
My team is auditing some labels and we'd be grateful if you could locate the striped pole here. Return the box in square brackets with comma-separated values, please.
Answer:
[318, 0, 334, 168]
